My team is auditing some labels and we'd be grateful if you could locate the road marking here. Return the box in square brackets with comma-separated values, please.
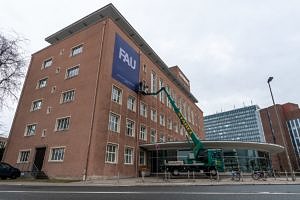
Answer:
[0, 191, 300, 195]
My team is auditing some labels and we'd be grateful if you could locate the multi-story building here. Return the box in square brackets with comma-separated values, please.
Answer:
[260, 103, 300, 171]
[3, 4, 203, 179]
[204, 105, 265, 142]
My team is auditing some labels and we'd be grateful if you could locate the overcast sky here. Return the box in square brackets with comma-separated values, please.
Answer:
[1, 0, 300, 136]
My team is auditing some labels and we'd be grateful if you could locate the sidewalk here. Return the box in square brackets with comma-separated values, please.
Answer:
[1, 176, 300, 187]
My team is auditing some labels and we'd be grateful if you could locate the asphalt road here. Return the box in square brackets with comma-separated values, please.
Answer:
[0, 185, 300, 200]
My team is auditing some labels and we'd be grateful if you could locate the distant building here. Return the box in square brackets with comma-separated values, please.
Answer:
[204, 105, 265, 142]
[260, 103, 300, 171]
[0, 136, 8, 161]
[0, 136, 7, 149]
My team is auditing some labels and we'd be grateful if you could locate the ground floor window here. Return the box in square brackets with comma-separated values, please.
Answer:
[139, 150, 146, 165]
[124, 147, 134, 164]
[18, 150, 30, 163]
[106, 143, 118, 164]
[49, 147, 65, 161]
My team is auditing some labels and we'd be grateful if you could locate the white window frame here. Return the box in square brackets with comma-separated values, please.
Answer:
[166, 86, 172, 108]
[139, 150, 146, 165]
[174, 122, 179, 133]
[127, 95, 136, 112]
[150, 109, 157, 122]
[70, 44, 83, 57]
[150, 129, 157, 143]
[167, 119, 172, 130]
[17, 149, 31, 163]
[124, 146, 134, 165]
[25, 123, 37, 136]
[42, 58, 53, 69]
[37, 77, 48, 89]
[126, 118, 135, 137]
[61, 89, 75, 103]
[49, 146, 65, 162]
[66, 65, 80, 79]
[108, 112, 121, 133]
[151, 71, 157, 94]
[31, 99, 42, 111]
[105, 143, 119, 164]
[159, 79, 164, 103]
[139, 124, 147, 141]
[140, 102, 147, 118]
[159, 114, 165, 126]
[55, 116, 71, 131]
[111, 85, 122, 104]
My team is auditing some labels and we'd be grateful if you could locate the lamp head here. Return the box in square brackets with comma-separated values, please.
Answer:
[267, 77, 273, 83]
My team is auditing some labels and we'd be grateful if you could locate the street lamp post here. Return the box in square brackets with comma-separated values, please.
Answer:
[267, 77, 295, 181]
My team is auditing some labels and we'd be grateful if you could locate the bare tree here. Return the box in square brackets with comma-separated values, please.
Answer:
[0, 32, 26, 109]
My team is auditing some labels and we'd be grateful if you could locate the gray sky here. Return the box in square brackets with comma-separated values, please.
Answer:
[1, 0, 300, 136]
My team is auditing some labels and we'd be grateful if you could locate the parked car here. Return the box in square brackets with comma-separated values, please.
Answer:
[0, 162, 21, 180]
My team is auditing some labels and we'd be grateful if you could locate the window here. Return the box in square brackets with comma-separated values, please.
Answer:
[127, 96, 136, 111]
[112, 86, 122, 104]
[42, 129, 46, 137]
[43, 58, 52, 68]
[51, 86, 56, 93]
[61, 90, 75, 103]
[159, 133, 165, 143]
[126, 119, 135, 137]
[25, 124, 36, 136]
[150, 129, 156, 143]
[124, 147, 134, 164]
[174, 122, 178, 133]
[66, 66, 79, 79]
[37, 78, 48, 89]
[18, 150, 30, 163]
[31, 99, 42, 111]
[56, 117, 70, 131]
[167, 119, 172, 130]
[49, 147, 65, 161]
[140, 125, 147, 141]
[150, 71, 157, 93]
[140, 102, 147, 118]
[47, 106, 52, 114]
[109, 112, 120, 133]
[139, 150, 146, 165]
[166, 86, 171, 108]
[105, 143, 118, 163]
[150, 109, 157, 122]
[71, 44, 83, 57]
[159, 79, 164, 103]
[159, 114, 165, 126]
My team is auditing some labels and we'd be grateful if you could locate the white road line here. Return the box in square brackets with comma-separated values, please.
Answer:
[0, 191, 299, 195]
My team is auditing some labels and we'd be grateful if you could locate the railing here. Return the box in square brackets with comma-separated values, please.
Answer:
[145, 170, 299, 183]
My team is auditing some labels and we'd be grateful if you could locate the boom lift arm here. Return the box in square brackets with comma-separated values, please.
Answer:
[139, 85, 203, 158]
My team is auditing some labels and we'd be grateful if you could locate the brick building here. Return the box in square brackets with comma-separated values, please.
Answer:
[3, 4, 203, 179]
[260, 103, 300, 171]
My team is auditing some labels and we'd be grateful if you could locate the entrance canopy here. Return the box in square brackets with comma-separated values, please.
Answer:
[140, 141, 284, 154]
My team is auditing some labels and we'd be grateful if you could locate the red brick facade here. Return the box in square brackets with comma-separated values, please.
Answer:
[3, 4, 203, 179]
[260, 103, 300, 171]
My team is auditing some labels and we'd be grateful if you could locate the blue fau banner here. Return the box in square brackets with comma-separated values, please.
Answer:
[112, 34, 140, 92]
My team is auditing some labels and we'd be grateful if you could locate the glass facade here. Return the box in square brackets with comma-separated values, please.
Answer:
[204, 105, 265, 142]
[148, 148, 271, 173]
[287, 118, 300, 158]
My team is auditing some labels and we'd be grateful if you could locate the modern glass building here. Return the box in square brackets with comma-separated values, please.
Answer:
[204, 105, 265, 142]
[287, 118, 300, 162]
[141, 141, 283, 173]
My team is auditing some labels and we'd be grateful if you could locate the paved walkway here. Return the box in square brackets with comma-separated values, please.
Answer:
[1, 176, 299, 186]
